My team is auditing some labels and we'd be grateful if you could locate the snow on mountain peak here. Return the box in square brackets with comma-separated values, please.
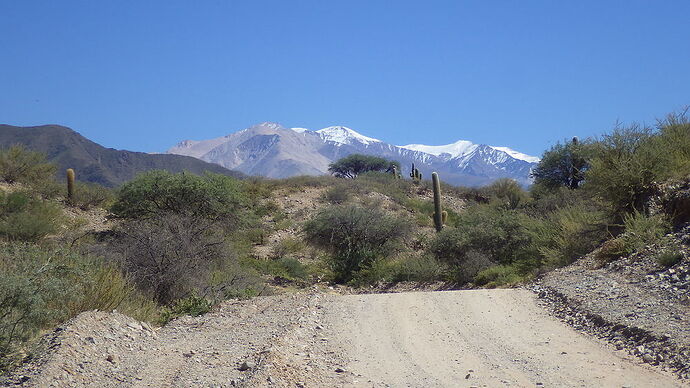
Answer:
[489, 146, 540, 163]
[290, 127, 309, 133]
[399, 140, 479, 158]
[316, 126, 381, 145]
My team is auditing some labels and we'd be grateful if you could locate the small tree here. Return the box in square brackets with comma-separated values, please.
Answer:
[531, 138, 595, 191]
[328, 154, 400, 178]
[0, 145, 56, 184]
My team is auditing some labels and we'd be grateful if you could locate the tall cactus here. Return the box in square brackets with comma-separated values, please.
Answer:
[409, 163, 422, 182]
[66, 168, 75, 203]
[431, 172, 444, 232]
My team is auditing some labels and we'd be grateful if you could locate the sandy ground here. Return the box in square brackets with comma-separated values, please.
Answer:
[9, 290, 686, 388]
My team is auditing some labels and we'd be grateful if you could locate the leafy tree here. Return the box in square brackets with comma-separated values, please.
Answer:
[328, 154, 400, 178]
[0, 145, 56, 184]
[111, 170, 248, 223]
[531, 138, 595, 191]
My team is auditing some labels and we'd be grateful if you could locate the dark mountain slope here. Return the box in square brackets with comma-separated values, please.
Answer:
[0, 124, 244, 186]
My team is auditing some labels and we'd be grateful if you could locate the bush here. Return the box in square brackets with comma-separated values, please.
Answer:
[69, 181, 115, 210]
[0, 191, 62, 242]
[0, 145, 56, 185]
[244, 257, 309, 281]
[536, 204, 607, 267]
[0, 243, 156, 373]
[107, 213, 232, 304]
[474, 264, 528, 288]
[620, 211, 670, 252]
[429, 204, 535, 267]
[303, 204, 411, 283]
[485, 178, 527, 209]
[159, 294, 212, 324]
[111, 170, 248, 223]
[322, 183, 352, 204]
[656, 249, 683, 268]
[585, 125, 663, 214]
[271, 237, 305, 259]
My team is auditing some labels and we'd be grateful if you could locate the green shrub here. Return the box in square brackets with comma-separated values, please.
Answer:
[536, 204, 607, 267]
[111, 170, 248, 223]
[303, 204, 411, 283]
[0, 191, 62, 242]
[650, 112, 690, 180]
[429, 204, 535, 266]
[244, 257, 309, 281]
[0, 243, 156, 373]
[621, 211, 670, 252]
[474, 264, 528, 288]
[656, 249, 683, 268]
[70, 181, 115, 210]
[271, 237, 305, 259]
[486, 178, 527, 209]
[0, 145, 56, 185]
[159, 294, 212, 324]
[585, 125, 664, 214]
[323, 183, 352, 204]
[390, 255, 446, 283]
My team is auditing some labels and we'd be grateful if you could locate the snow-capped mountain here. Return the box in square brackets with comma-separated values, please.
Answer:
[168, 122, 539, 186]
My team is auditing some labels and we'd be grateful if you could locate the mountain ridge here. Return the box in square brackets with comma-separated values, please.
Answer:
[169, 122, 539, 186]
[0, 124, 244, 187]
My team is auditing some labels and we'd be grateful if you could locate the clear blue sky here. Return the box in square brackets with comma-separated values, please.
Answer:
[2, 1, 689, 157]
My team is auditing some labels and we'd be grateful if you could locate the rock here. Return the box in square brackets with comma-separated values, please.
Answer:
[335, 367, 345, 373]
[642, 353, 655, 364]
[238, 361, 255, 371]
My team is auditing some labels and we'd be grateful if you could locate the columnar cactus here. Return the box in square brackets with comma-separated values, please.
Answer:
[431, 172, 444, 232]
[409, 163, 422, 182]
[66, 168, 75, 203]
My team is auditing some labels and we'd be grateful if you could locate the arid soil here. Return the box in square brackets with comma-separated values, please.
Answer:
[6, 289, 686, 388]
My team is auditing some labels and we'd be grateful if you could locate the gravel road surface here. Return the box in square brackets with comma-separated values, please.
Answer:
[321, 289, 685, 387]
[9, 290, 685, 387]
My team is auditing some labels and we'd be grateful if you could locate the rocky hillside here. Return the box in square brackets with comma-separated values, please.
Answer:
[0, 124, 244, 187]
[167, 122, 538, 186]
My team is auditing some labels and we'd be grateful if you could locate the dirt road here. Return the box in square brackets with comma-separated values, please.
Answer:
[317, 289, 685, 387]
[13, 290, 686, 387]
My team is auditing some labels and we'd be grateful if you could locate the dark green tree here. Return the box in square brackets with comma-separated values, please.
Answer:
[531, 137, 595, 190]
[327, 154, 400, 178]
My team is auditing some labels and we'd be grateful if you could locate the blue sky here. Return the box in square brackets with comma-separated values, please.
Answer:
[1, 1, 689, 157]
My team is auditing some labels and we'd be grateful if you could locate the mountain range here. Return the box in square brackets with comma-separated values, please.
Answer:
[168, 122, 539, 187]
[0, 125, 243, 187]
